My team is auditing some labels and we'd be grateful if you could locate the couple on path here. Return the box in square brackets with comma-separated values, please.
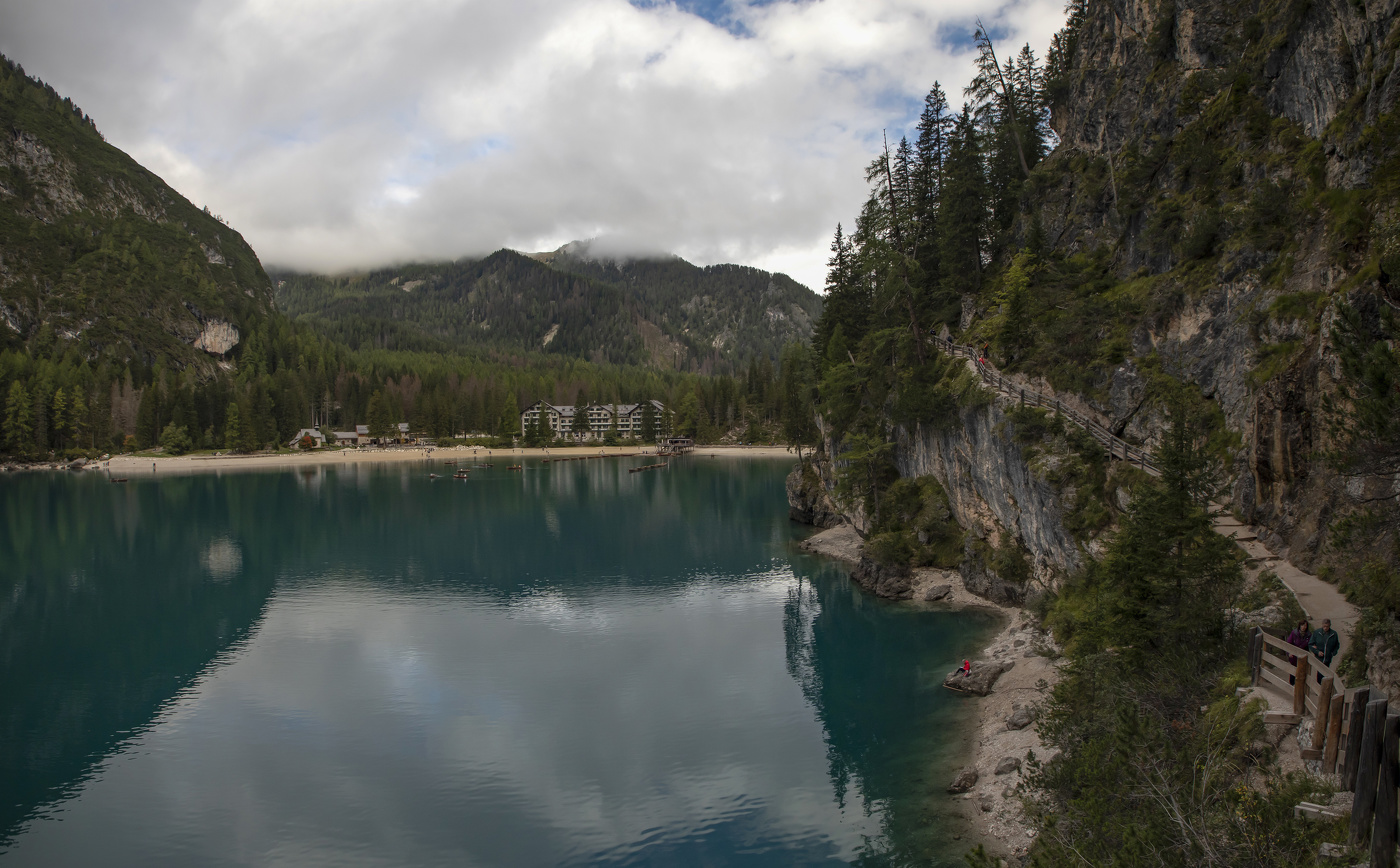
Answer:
[1285, 618, 1340, 683]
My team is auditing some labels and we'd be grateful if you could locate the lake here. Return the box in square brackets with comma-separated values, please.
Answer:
[0, 456, 998, 866]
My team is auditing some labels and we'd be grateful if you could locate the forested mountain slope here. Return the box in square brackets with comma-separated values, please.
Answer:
[274, 243, 821, 373]
[0, 56, 272, 370]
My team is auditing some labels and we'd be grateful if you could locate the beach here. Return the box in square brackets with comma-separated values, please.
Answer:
[90, 444, 800, 476]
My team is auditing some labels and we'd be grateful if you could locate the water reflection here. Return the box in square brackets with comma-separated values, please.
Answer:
[0, 461, 995, 866]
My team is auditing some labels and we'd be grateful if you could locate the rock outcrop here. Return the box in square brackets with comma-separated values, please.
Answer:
[192, 319, 240, 356]
[785, 463, 844, 528]
[943, 661, 1010, 696]
[897, 402, 1082, 587]
[850, 556, 913, 600]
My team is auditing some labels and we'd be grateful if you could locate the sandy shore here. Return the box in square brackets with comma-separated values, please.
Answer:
[94, 444, 799, 476]
[796, 524, 1057, 862]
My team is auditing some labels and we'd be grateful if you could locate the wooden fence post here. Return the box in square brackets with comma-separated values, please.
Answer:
[1254, 624, 1265, 686]
[1351, 698, 1390, 846]
[1346, 688, 1373, 790]
[1324, 693, 1346, 774]
[1314, 677, 1336, 752]
[1294, 656, 1311, 716]
[1371, 713, 1399, 868]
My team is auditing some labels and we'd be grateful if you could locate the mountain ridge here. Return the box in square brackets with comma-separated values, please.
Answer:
[272, 242, 821, 373]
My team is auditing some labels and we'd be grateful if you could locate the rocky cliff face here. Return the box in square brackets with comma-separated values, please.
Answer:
[788, 393, 1090, 605]
[895, 405, 1083, 584]
[1025, 0, 1400, 577]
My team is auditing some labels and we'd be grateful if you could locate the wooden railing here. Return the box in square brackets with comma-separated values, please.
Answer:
[928, 335, 1160, 475]
[1249, 627, 1397, 864]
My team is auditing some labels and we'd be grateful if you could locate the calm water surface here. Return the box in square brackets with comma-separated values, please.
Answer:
[0, 457, 997, 866]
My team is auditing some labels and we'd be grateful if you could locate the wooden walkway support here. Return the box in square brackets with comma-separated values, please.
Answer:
[929, 334, 1160, 475]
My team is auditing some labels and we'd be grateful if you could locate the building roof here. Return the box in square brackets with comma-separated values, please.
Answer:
[355, 425, 369, 435]
[397, 422, 410, 432]
[333, 431, 358, 439]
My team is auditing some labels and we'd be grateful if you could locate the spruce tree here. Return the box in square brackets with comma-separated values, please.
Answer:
[4, 381, 33, 454]
[224, 402, 241, 451]
[813, 223, 869, 366]
[938, 107, 988, 302]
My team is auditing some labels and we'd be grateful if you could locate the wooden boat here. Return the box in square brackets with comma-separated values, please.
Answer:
[429, 473, 441, 479]
[453, 470, 470, 479]
[110, 477, 128, 483]
[507, 465, 523, 471]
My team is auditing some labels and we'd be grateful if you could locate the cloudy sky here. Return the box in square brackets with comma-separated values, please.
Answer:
[1, 0, 1066, 290]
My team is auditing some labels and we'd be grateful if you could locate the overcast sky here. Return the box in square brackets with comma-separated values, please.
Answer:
[1, 0, 1066, 290]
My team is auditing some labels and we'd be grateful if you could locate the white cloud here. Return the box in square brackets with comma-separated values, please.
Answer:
[0, 0, 1067, 290]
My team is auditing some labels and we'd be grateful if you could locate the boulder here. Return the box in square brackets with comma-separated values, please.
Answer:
[1006, 705, 1036, 731]
[947, 766, 979, 793]
[944, 661, 1008, 696]
[995, 756, 1022, 776]
[978, 793, 995, 812]
[921, 583, 952, 601]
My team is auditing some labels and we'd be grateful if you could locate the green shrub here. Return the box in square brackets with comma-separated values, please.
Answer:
[158, 423, 192, 456]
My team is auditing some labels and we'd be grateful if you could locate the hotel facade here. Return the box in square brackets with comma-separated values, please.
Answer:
[520, 400, 666, 441]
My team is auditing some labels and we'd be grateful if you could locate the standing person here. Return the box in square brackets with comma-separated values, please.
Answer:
[1309, 618, 1340, 682]
[1285, 619, 1310, 684]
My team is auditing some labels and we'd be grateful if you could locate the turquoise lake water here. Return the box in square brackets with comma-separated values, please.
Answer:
[0, 457, 998, 866]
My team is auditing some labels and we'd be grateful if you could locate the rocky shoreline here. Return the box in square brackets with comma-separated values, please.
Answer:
[796, 524, 1059, 864]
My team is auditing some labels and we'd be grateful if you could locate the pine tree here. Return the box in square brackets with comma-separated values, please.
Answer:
[224, 402, 242, 451]
[134, 385, 161, 449]
[938, 106, 988, 301]
[367, 390, 393, 439]
[68, 389, 88, 449]
[997, 251, 1035, 363]
[50, 387, 68, 450]
[813, 223, 869, 367]
[779, 342, 818, 463]
[913, 82, 953, 275]
[4, 381, 33, 453]
[499, 393, 520, 438]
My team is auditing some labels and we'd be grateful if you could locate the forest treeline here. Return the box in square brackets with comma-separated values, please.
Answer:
[0, 316, 821, 455]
